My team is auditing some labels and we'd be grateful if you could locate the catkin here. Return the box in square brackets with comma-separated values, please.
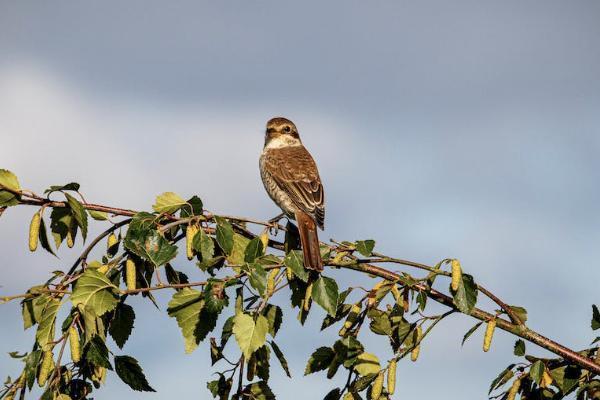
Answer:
[507, 378, 521, 400]
[66, 219, 76, 248]
[483, 319, 496, 352]
[387, 360, 397, 395]
[339, 303, 361, 337]
[107, 232, 118, 251]
[186, 224, 199, 260]
[371, 371, 384, 399]
[259, 231, 269, 252]
[391, 285, 402, 306]
[29, 212, 41, 252]
[342, 393, 354, 400]
[266, 268, 279, 296]
[69, 326, 80, 363]
[303, 283, 312, 311]
[37, 350, 54, 387]
[411, 326, 422, 362]
[125, 258, 137, 290]
[451, 259, 462, 291]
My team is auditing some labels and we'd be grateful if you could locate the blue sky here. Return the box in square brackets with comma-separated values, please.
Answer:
[1, 1, 599, 398]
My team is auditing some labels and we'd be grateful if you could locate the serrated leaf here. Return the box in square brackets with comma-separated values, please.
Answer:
[35, 297, 60, 350]
[167, 288, 204, 353]
[109, 303, 135, 349]
[461, 321, 483, 346]
[233, 313, 268, 359]
[592, 305, 600, 330]
[262, 304, 283, 337]
[204, 281, 229, 313]
[549, 365, 581, 394]
[355, 240, 375, 257]
[245, 237, 264, 263]
[44, 182, 80, 194]
[38, 217, 57, 257]
[508, 305, 528, 324]
[124, 213, 177, 267]
[65, 193, 88, 241]
[0, 169, 20, 206]
[269, 340, 291, 377]
[152, 192, 187, 214]
[284, 250, 309, 282]
[304, 347, 335, 375]
[49, 208, 73, 249]
[488, 365, 515, 394]
[514, 339, 526, 356]
[451, 273, 478, 314]
[244, 381, 275, 400]
[84, 335, 112, 369]
[248, 263, 267, 296]
[71, 270, 119, 316]
[530, 360, 545, 385]
[312, 276, 339, 316]
[180, 195, 203, 218]
[114, 355, 155, 392]
[192, 228, 215, 260]
[215, 216, 234, 255]
[354, 352, 380, 376]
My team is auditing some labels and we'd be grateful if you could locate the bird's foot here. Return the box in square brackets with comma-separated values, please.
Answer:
[267, 213, 286, 235]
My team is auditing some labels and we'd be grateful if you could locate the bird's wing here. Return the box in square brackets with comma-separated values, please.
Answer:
[263, 146, 325, 229]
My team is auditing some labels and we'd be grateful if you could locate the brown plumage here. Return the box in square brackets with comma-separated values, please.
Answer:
[259, 117, 325, 271]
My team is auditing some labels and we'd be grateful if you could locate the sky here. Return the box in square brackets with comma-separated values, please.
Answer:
[1, 1, 600, 399]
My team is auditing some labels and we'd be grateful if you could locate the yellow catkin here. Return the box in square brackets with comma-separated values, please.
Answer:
[391, 284, 402, 306]
[69, 326, 80, 363]
[266, 268, 279, 296]
[28, 212, 41, 252]
[97, 264, 109, 274]
[92, 366, 106, 385]
[483, 319, 496, 352]
[371, 371, 384, 400]
[259, 231, 269, 252]
[507, 378, 521, 400]
[387, 360, 397, 395]
[66, 219, 76, 248]
[303, 283, 313, 311]
[339, 303, 361, 336]
[402, 289, 410, 313]
[37, 350, 54, 387]
[411, 326, 422, 362]
[125, 258, 137, 290]
[107, 232, 118, 251]
[186, 224, 199, 260]
[451, 259, 462, 291]
[540, 370, 553, 389]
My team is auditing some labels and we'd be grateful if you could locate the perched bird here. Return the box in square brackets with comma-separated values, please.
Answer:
[259, 117, 325, 271]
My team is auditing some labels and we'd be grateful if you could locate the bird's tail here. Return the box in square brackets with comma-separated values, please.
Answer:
[295, 210, 323, 272]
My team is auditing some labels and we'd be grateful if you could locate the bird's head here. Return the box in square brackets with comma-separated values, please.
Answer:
[264, 117, 301, 148]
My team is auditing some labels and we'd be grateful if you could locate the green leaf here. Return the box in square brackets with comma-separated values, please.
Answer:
[24, 350, 42, 389]
[114, 355, 155, 392]
[508, 305, 528, 324]
[180, 195, 203, 218]
[44, 182, 80, 194]
[192, 228, 215, 260]
[530, 360, 545, 385]
[461, 321, 483, 346]
[35, 297, 60, 350]
[124, 213, 178, 267]
[38, 217, 57, 257]
[248, 263, 267, 296]
[215, 216, 234, 255]
[207, 375, 232, 399]
[262, 304, 283, 337]
[244, 381, 275, 400]
[0, 169, 20, 206]
[592, 305, 600, 330]
[204, 281, 229, 313]
[312, 276, 339, 317]
[368, 309, 393, 336]
[244, 237, 264, 263]
[84, 335, 112, 369]
[88, 210, 109, 221]
[233, 313, 268, 359]
[514, 339, 526, 356]
[451, 273, 478, 314]
[488, 365, 515, 394]
[109, 303, 135, 349]
[335, 336, 364, 368]
[269, 340, 291, 377]
[152, 192, 187, 214]
[284, 250, 309, 282]
[71, 269, 119, 316]
[354, 352, 381, 376]
[323, 388, 342, 400]
[304, 347, 335, 375]
[50, 208, 73, 249]
[228, 233, 250, 265]
[549, 365, 581, 394]
[65, 193, 88, 241]
[355, 240, 375, 257]
[167, 288, 204, 353]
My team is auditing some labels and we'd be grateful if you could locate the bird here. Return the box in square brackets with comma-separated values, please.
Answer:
[259, 117, 325, 271]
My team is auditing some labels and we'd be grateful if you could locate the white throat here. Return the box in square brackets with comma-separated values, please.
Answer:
[265, 135, 302, 149]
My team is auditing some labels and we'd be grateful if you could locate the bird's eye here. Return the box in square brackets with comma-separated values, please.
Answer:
[284, 126, 291, 133]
